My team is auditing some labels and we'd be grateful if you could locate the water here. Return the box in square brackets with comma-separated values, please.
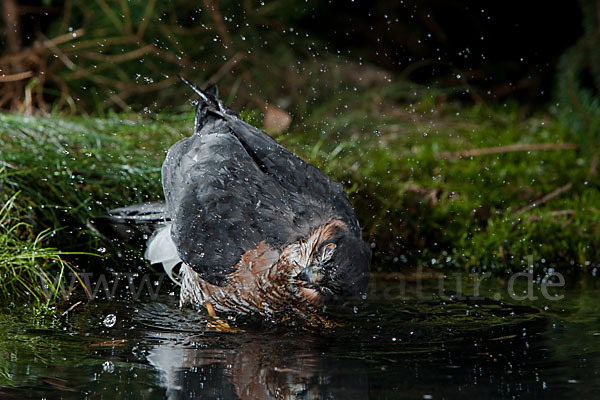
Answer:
[1, 272, 599, 399]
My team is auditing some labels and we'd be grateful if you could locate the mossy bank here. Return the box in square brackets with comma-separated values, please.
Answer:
[1, 98, 599, 303]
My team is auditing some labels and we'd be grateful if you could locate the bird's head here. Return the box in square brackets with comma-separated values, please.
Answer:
[284, 220, 371, 305]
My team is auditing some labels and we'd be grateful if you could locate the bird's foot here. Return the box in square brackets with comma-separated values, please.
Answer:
[204, 302, 243, 333]
[306, 313, 342, 329]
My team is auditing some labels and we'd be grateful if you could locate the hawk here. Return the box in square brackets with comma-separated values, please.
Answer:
[92, 78, 371, 321]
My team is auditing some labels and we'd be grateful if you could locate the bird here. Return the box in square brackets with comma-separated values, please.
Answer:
[91, 77, 371, 322]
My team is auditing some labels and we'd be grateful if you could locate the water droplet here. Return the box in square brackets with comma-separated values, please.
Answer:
[103, 314, 117, 328]
[102, 360, 115, 373]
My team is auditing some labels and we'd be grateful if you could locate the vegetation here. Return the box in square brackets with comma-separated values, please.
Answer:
[0, 0, 599, 305]
[296, 97, 600, 272]
[556, 0, 600, 163]
[1, 90, 598, 288]
[1, 3, 599, 397]
[0, 0, 358, 115]
[0, 190, 86, 304]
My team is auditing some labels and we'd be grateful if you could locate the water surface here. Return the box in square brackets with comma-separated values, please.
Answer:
[1, 272, 599, 399]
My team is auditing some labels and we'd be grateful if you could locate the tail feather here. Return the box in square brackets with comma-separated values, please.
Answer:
[179, 76, 240, 134]
[90, 202, 182, 284]
[88, 202, 169, 243]
[145, 224, 182, 285]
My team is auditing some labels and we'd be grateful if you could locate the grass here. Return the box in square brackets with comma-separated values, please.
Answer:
[0, 89, 599, 304]
[287, 94, 600, 272]
[0, 191, 87, 304]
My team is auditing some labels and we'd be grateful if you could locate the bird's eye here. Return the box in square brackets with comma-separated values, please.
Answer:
[320, 286, 333, 296]
[321, 243, 336, 260]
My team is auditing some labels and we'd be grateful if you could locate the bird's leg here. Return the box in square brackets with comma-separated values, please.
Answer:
[204, 301, 243, 333]
[203, 301, 217, 318]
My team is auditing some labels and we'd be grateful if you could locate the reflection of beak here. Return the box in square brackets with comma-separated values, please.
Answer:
[294, 264, 322, 284]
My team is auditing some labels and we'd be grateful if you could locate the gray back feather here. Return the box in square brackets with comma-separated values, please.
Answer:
[163, 81, 361, 284]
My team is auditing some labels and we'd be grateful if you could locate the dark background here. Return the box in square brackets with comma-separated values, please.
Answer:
[0, 0, 588, 112]
[304, 0, 581, 102]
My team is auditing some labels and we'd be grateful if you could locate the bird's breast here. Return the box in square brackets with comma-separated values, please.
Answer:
[179, 241, 321, 319]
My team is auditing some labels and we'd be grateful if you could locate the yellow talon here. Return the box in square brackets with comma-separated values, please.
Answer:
[204, 301, 243, 332]
[307, 314, 342, 329]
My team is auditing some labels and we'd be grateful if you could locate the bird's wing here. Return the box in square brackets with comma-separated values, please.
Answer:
[161, 84, 359, 284]
[88, 202, 168, 243]
[226, 117, 360, 233]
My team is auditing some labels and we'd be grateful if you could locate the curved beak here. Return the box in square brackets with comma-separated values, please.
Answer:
[294, 264, 335, 296]
[294, 265, 322, 284]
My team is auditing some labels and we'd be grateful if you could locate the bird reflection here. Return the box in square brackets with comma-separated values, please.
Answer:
[146, 332, 368, 400]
